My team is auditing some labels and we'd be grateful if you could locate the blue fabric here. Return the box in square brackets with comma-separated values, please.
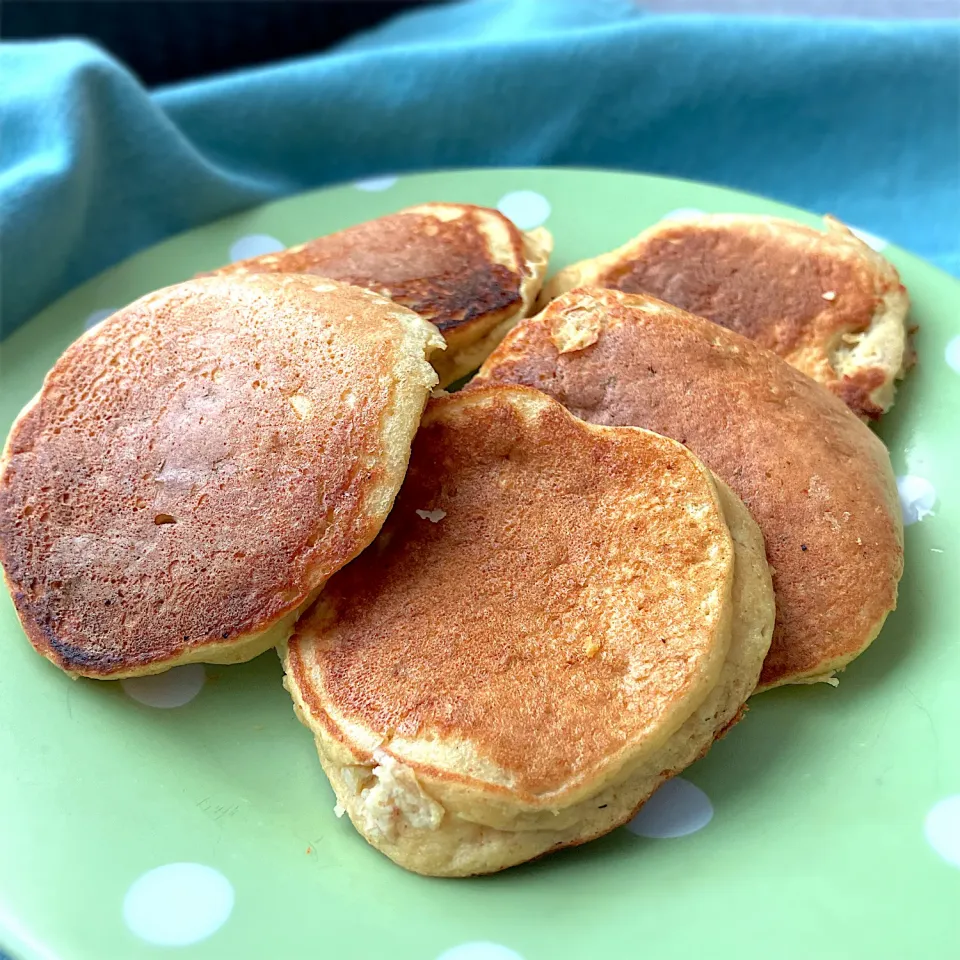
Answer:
[1, 0, 958, 338]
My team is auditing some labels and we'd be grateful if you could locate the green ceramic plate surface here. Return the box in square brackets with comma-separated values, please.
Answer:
[1, 169, 958, 960]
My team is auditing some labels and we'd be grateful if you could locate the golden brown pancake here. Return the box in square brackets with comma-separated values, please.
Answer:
[0, 274, 443, 679]
[210, 203, 551, 387]
[282, 385, 774, 875]
[540, 215, 910, 418]
[475, 288, 904, 690]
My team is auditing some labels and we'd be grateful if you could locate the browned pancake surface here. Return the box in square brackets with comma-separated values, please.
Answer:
[288, 385, 734, 801]
[475, 289, 904, 688]
[545, 217, 908, 418]
[212, 203, 525, 340]
[0, 274, 436, 676]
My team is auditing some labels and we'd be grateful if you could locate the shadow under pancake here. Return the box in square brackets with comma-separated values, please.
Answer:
[840, 356, 932, 695]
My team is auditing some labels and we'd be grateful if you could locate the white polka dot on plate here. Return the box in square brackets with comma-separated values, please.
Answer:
[925, 795, 960, 868]
[660, 208, 705, 221]
[496, 191, 551, 231]
[121, 664, 206, 708]
[123, 863, 233, 946]
[946, 335, 960, 374]
[896, 475, 937, 525]
[849, 226, 889, 252]
[437, 944, 524, 960]
[625, 777, 713, 838]
[229, 234, 285, 262]
[85, 308, 117, 330]
[353, 175, 398, 192]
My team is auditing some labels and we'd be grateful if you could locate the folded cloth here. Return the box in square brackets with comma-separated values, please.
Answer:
[1, 0, 957, 337]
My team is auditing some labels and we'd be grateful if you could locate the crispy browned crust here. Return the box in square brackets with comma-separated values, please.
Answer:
[475, 288, 904, 689]
[287, 384, 734, 803]
[543, 216, 909, 419]
[0, 274, 438, 677]
[831, 367, 888, 419]
[209, 203, 529, 350]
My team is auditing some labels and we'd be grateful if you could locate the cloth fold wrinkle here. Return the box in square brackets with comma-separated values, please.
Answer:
[0, 0, 957, 338]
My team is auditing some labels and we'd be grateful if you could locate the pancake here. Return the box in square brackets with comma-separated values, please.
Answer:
[282, 385, 774, 876]
[475, 288, 904, 690]
[540, 214, 910, 419]
[0, 274, 444, 679]
[210, 203, 552, 387]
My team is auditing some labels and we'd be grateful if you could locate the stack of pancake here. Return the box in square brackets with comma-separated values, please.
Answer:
[0, 204, 907, 877]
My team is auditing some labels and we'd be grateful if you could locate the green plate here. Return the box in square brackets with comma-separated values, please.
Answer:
[2, 169, 958, 960]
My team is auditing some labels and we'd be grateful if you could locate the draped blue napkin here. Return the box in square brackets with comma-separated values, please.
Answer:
[1, 0, 957, 338]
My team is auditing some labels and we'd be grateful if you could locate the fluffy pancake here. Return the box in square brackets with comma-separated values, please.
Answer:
[0, 274, 443, 679]
[282, 385, 774, 876]
[210, 203, 552, 387]
[476, 288, 904, 690]
[540, 214, 910, 418]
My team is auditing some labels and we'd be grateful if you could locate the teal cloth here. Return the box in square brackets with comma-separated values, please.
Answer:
[1, 0, 958, 338]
